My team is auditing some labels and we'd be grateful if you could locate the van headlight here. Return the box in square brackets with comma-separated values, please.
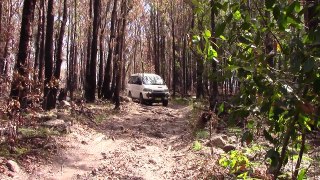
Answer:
[164, 89, 169, 92]
[143, 88, 152, 92]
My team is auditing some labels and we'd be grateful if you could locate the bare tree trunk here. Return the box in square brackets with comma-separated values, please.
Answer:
[114, 0, 129, 109]
[43, 0, 55, 110]
[53, 0, 67, 103]
[38, 0, 45, 82]
[10, 0, 37, 108]
[102, 0, 117, 100]
[0, 0, 3, 74]
[209, 0, 218, 110]
[171, 1, 176, 98]
[33, 3, 42, 81]
[98, 27, 105, 99]
[85, 0, 100, 102]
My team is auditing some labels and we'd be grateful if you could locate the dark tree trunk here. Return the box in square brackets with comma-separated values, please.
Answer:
[182, 35, 187, 96]
[43, 0, 55, 110]
[0, 1, 2, 74]
[102, 0, 118, 100]
[38, 0, 45, 82]
[33, 3, 42, 81]
[10, 0, 37, 108]
[53, 0, 67, 102]
[305, 0, 320, 32]
[85, 0, 100, 102]
[209, 0, 218, 110]
[98, 28, 105, 99]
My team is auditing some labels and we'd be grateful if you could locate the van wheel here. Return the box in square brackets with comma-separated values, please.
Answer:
[139, 94, 144, 104]
[162, 100, 168, 107]
[128, 91, 132, 99]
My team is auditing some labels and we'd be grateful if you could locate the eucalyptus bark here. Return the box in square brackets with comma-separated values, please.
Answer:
[10, 0, 37, 108]
[171, 1, 176, 97]
[114, 0, 128, 109]
[102, 0, 118, 99]
[85, 0, 100, 102]
[38, 0, 45, 82]
[43, 0, 55, 110]
[52, 0, 68, 103]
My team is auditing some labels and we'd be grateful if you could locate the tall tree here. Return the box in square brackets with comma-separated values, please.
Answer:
[209, 0, 218, 110]
[85, 0, 100, 102]
[102, 0, 118, 100]
[43, 0, 55, 110]
[114, 0, 129, 109]
[38, 0, 46, 82]
[170, 1, 176, 97]
[10, 0, 37, 108]
[53, 0, 68, 103]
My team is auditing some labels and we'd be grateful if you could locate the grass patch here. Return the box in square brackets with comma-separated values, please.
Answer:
[172, 97, 191, 105]
[192, 140, 203, 151]
[94, 113, 110, 124]
[0, 144, 10, 157]
[196, 130, 209, 139]
[19, 127, 60, 138]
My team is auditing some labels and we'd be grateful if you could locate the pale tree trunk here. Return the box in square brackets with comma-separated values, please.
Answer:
[53, 0, 68, 102]
[171, 1, 176, 97]
[114, 0, 129, 109]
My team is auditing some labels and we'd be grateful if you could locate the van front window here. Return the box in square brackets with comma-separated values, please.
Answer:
[142, 75, 164, 85]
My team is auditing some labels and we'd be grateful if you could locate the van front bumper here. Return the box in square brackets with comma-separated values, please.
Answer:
[143, 92, 170, 102]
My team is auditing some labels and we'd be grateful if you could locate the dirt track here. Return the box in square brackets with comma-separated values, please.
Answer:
[20, 101, 212, 180]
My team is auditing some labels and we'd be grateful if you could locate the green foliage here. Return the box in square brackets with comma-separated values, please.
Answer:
[195, 130, 209, 139]
[192, 0, 320, 178]
[192, 140, 202, 151]
[219, 150, 251, 177]
[19, 127, 60, 138]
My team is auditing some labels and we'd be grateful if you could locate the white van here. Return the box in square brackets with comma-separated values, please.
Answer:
[127, 73, 170, 106]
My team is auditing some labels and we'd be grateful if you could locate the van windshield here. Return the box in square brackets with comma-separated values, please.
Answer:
[142, 75, 164, 85]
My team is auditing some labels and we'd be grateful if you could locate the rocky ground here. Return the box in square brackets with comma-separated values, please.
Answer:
[0, 100, 229, 180]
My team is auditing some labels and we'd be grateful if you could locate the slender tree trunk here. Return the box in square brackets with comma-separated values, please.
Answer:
[182, 35, 187, 96]
[34, 4, 42, 81]
[0, 0, 3, 74]
[171, 1, 176, 97]
[209, 0, 218, 110]
[10, 0, 36, 108]
[98, 28, 105, 99]
[38, 0, 45, 82]
[102, 0, 118, 99]
[0, 1, 2, 37]
[43, 0, 55, 110]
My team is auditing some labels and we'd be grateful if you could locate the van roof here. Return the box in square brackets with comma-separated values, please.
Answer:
[130, 73, 160, 77]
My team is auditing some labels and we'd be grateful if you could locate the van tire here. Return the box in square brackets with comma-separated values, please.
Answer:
[162, 100, 168, 107]
[128, 91, 132, 99]
[139, 93, 144, 104]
